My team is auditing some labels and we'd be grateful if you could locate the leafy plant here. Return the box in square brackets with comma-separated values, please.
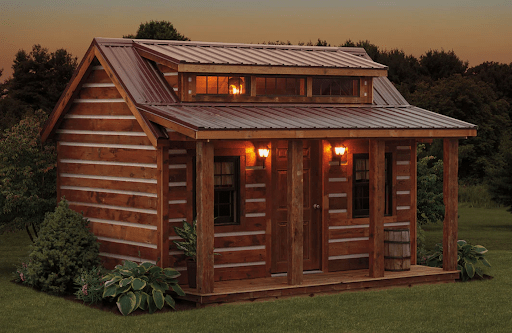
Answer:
[18, 199, 100, 295]
[416, 143, 444, 225]
[101, 260, 185, 316]
[74, 266, 105, 305]
[173, 220, 197, 261]
[426, 240, 491, 281]
[0, 110, 57, 241]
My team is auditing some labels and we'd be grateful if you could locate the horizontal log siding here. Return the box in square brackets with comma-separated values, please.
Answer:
[168, 140, 268, 283]
[157, 64, 179, 96]
[327, 140, 415, 272]
[57, 66, 158, 268]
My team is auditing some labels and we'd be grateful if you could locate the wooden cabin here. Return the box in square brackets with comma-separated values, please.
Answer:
[42, 38, 477, 305]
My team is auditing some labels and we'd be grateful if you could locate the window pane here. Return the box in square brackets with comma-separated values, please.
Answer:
[276, 78, 286, 95]
[256, 77, 265, 95]
[207, 76, 218, 94]
[218, 76, 229, 94]
[312, 79, 321, 95]
[196, 76, 207, 94]
[286, 78, 296, 95]
[266, 77, 276, 95]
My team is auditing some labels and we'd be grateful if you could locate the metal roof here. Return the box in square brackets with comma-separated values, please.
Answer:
[141, 104, 476, 132]
[131, 39, 387, 70]
[96, 40, 177, 105]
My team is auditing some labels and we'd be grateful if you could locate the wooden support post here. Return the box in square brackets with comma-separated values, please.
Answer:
[369, 139, 385, 278]
[410, 139, 418, 265]
[443, 138, 459, 271]
[196, 141, 215, 293]
[156, 140, 170, 268]
[287, 140, 304, 285]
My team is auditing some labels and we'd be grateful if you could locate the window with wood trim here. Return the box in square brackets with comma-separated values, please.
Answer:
[353, 153, 392, 217]
[196, 75, 249, 95]
[255, 76, 306, 96]
[213, 156, 240, 225]
[312, 77, 359, 96]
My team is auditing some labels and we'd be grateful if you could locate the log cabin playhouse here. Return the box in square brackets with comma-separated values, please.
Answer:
[42, 38, 477, 305]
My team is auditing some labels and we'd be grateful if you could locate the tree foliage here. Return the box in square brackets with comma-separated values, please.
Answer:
[15, 200, 100, 295]
[0, 111, 57, 238]
[416, 144, 444, 225]
[0, 45, 77, 130]
[124, 20, 189, 41]
[487, 134, 512, 212]
[409, 75, 511, 181]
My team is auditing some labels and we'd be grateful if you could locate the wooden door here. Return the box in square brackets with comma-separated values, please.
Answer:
[271, 140, 322, 273]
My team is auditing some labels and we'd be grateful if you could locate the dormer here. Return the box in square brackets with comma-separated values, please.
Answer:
[134, 41, 388, 104]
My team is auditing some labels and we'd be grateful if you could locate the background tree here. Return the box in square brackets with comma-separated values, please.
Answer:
[124, 20, 189, 40]
[409, 75, 511, 181]
[0, 110, 57, 240]
[4, 45, 77, 113]
[419, 49, 468, 81]
[487, 134, 512, 212]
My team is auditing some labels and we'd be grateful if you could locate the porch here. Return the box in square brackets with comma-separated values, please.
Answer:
[179, 265, 459, 306]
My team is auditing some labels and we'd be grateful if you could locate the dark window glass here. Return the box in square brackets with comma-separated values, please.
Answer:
[312, 77, 360, 96]
[255, 76, 306, 96]
[213, 157, 240, 225]
[353, 153, 392, 217]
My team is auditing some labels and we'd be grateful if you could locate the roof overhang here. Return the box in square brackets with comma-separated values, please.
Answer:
[139, 104, 477, 141]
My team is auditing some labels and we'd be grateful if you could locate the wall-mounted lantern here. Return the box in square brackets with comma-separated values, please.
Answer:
[257, 147, 270, 168]
[333, 145, 348, 165]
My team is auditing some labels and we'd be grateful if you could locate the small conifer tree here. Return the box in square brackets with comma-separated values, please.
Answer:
[24, 199, 100, 295]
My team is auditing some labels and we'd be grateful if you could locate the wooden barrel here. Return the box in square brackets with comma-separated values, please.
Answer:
[384, 229, 411, 271]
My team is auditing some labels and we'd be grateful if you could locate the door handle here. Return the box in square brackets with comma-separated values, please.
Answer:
[313, 204, 321, 210]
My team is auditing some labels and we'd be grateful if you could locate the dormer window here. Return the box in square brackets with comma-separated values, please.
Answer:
[196, 75, 250, 95]
[312, 77, 360, 96]
[255, 77, 306, 96]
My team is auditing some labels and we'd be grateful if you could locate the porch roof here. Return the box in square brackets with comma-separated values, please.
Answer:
[139, 103, 477, 140]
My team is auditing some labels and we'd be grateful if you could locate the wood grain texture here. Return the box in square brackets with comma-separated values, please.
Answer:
[369, 139, 385, 278]
[157, 142, 170, 268]
[287, 140, 304, 285]
[443, 138, 459, 271]
[196, 141, 215, 293]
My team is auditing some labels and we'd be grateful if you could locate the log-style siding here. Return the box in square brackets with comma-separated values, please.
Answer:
[167, 140, 269, 283]
[56, 66, 159, 267]
[326, 139, 416, 272]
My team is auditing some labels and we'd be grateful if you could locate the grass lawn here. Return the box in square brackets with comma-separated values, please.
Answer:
[1, 206, 511, 333]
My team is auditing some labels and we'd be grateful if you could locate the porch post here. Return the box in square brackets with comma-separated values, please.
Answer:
[156, 139, 170, 268]
[369, 139, 385, 278]
[287, 140, 304, 285]
[443, 138, 459, 271]
[196, 141, 215, 293]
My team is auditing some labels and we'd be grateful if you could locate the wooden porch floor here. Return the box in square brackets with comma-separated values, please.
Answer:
[179, 265, 459, 305]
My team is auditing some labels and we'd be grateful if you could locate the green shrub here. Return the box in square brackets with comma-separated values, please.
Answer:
[74, 266, 105, 305]
[173, 220, 197, 260]
[21, 199, 100, 295]
[417, 144, 444, 225]
[102, 260, 185, 316]
[426, 240, 491, 281]
[459, 183, 502, 209]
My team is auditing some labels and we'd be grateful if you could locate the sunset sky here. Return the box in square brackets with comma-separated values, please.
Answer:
[1, 0, 511, 81]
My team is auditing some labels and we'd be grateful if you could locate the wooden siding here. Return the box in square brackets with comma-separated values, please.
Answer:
[325, 139, 416, 272]
[167, 140, 269, 283]
[56, 66, 159, 268]
[157, 64, 180, 98]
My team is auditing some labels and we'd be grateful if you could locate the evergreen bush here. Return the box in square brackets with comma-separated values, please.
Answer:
[23, 199, 100, 295]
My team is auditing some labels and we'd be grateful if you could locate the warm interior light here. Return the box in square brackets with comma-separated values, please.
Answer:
[258, 148, 270, 158]
[230, 85, 240, 95]
[334, 146, 346, 156]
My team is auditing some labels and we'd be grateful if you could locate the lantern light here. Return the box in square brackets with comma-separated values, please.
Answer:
[258, 148, 270, 158]
[334, 146, 346, 156]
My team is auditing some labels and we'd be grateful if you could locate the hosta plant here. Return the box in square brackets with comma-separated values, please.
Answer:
[426, 240, 491, 281]
[102, 260, 185, 316]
